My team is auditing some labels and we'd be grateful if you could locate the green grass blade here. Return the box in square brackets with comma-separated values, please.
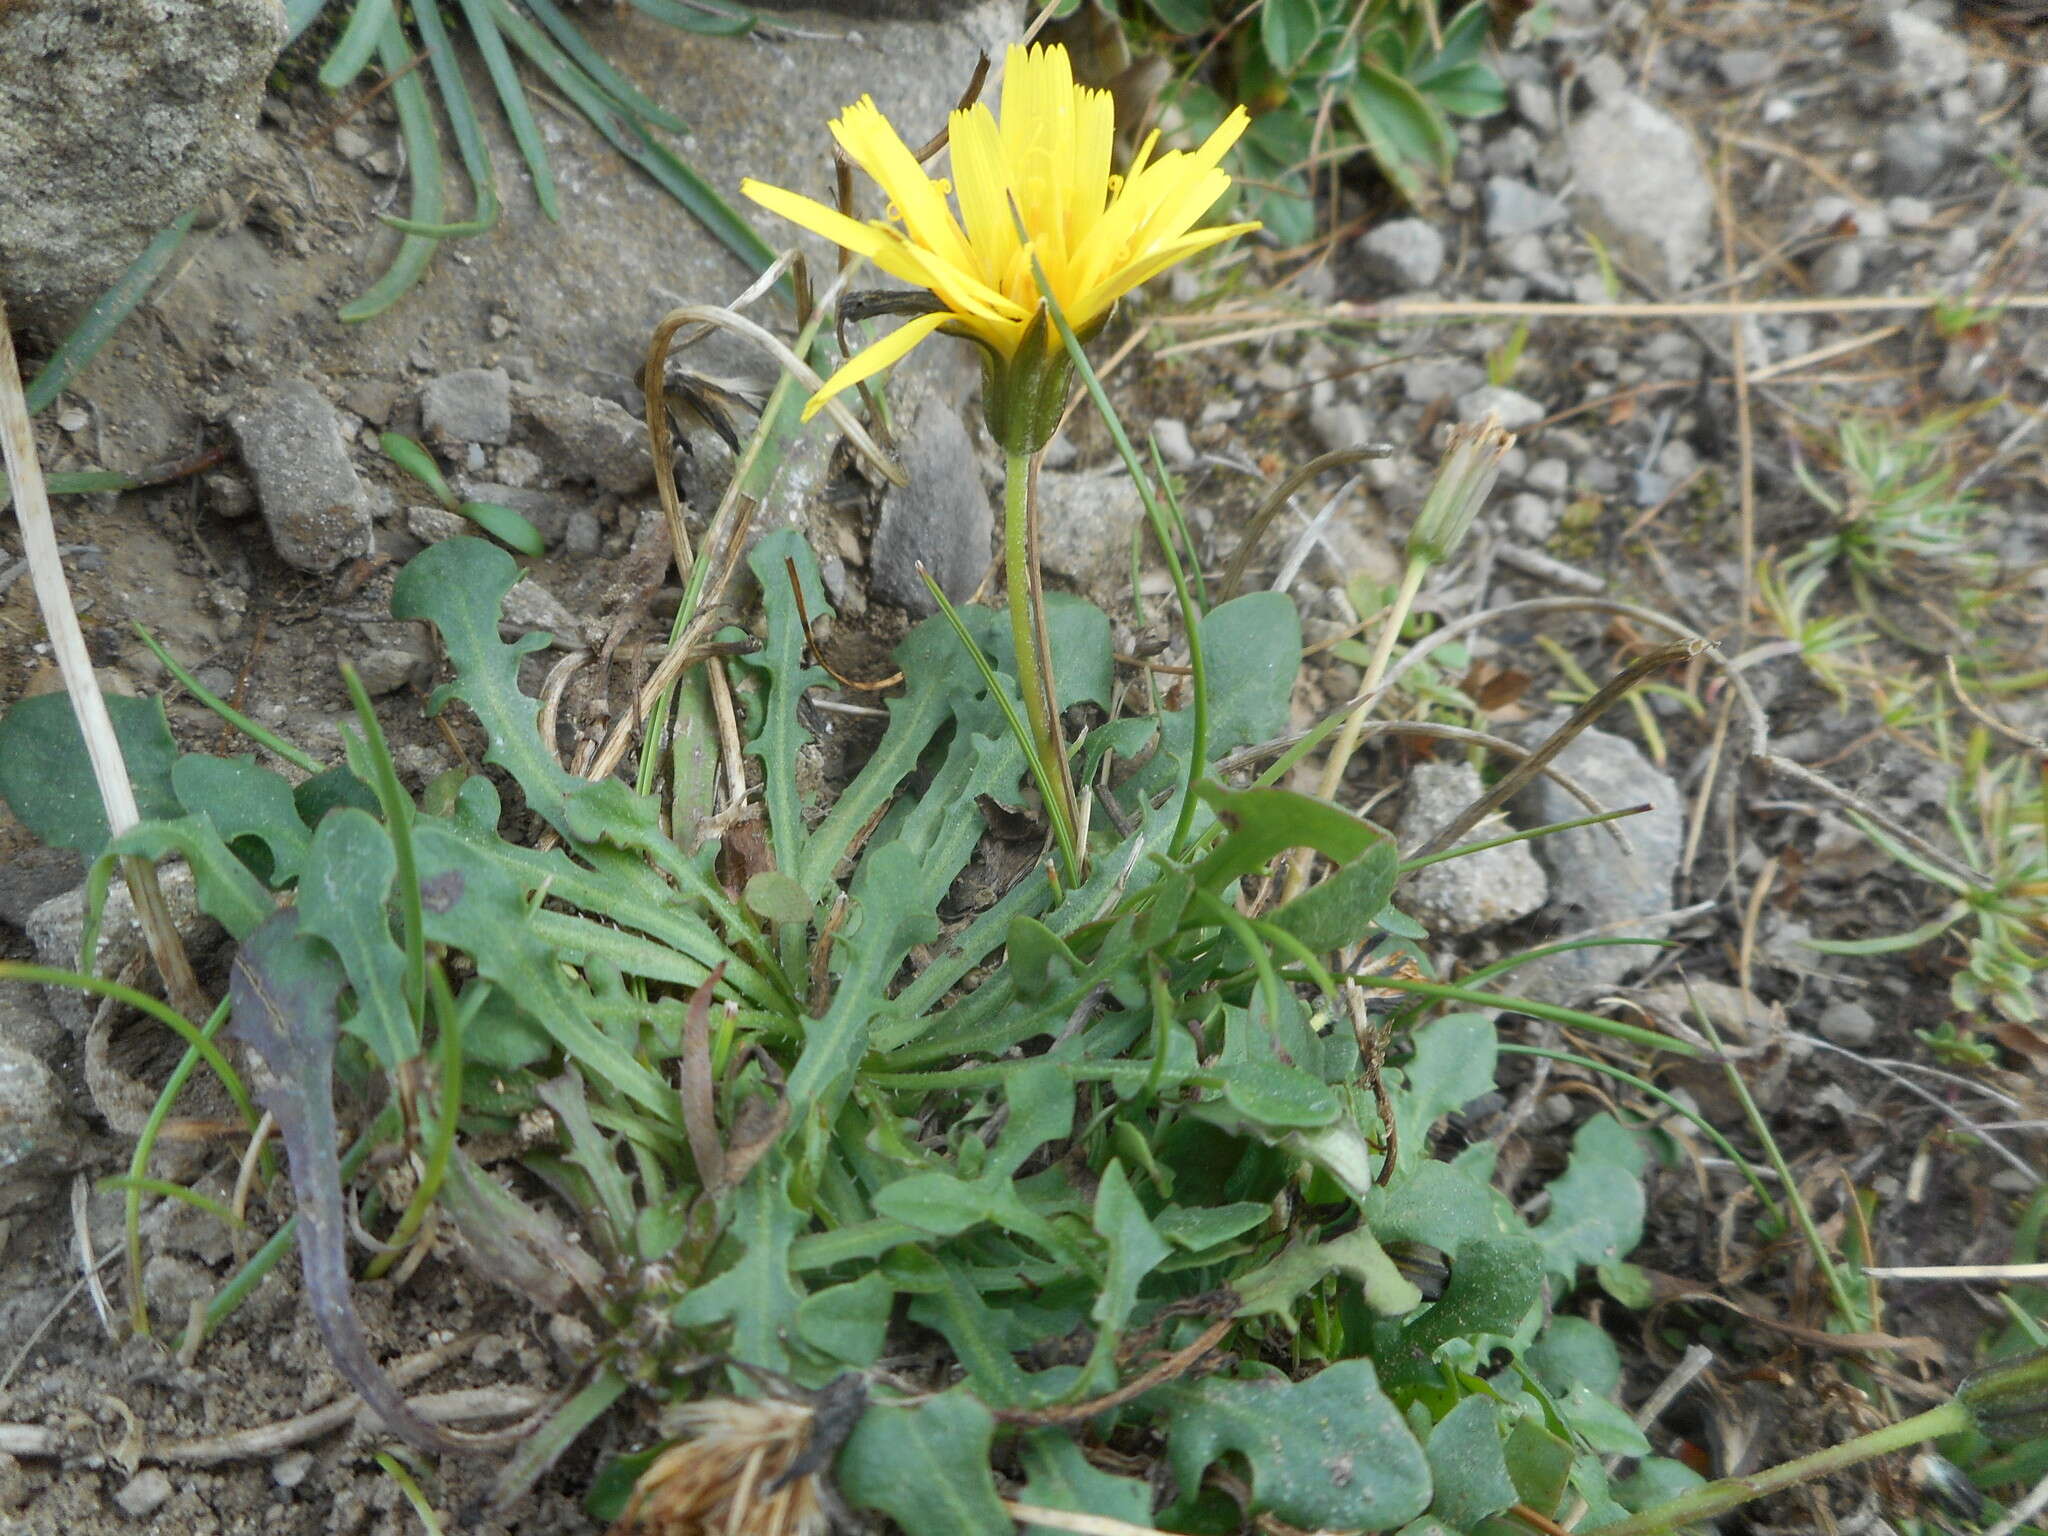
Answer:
[133, 623, 321, 772]
[284, 0, 327, 43]
[521, 0, 688, 132]
[487, 0, 774, 274]
[25, 210, 197, 416]
[456, 0, 561, 221]
[399, 0, 503, 238]
[339, 17, 446, 321]
[0, 468, 138, 509]
[319, 0, 394, 90]
[623, 0, 755, 36]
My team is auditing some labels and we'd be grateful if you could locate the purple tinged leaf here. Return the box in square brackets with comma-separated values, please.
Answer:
[228, 909, 465, 1455]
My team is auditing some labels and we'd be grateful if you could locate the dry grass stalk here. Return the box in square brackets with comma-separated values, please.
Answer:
[0, 296, 207, 1021]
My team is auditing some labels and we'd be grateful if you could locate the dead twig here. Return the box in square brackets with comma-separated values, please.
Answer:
[0, 295, 208, 1022]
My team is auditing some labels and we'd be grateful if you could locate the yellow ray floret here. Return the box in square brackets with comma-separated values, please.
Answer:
[741, 42, 1258, 421]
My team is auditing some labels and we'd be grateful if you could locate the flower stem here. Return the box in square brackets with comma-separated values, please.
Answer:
[1004, 448, 1080, 872]
[1584, 1399, 1971, 1536]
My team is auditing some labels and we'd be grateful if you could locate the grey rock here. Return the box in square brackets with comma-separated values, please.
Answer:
[1507, 715, 1686, 1004]
[142, 1253, 214, 1317]
[1883, 11, 1970, 95]
[1358, 217, 1446, 290]
[406, 504, 471, 544]
[564, 509, 604, 558]
[2030, 65, 2048, 129]
[1879, 120, 1959, 195]
[1483, 127, 1540, 177]
[1566, 92, 1714, 288]
[271, 1453, 314, 1490]
[1885, 193, 1936, 228]
[0, 0, 284, 322]
[1714, 48, 1780, 89]
[28, 865, 217, 1033]
[1512, 78, 1557, 135]
[203, 471, 256, 521]
[1525, 457, 1570, 496]
[1396, 762, 1548, 936]
[1973, 59, 2011, 112]
[1483, 177, 1569, 241]
[1035, 469, 1148, 604]
[1456, 384, 1544, 429]
[1934, 224, 1979, 274]
[0, 1035, 90, 1213]
[0, 845, 85, 932]
[1152, 417, 1196, 470]
[114, 1470, 174, 1520]
[515, 383, 653, 494]
[870, 404, 993, 615]
[1505, 492, 1558, 541]
[229, 381, 374, 573]
[421, 367, 512, 446]
[1308, 401, 1372, 457]
[331, 125, 375, 163]
[1402, 358, 1487, 404]
[1811, 242, 1864, 296]
[500, 578, 588, 647]
[354, 647, 426, 697]
[1818, 998, 1878, 1049]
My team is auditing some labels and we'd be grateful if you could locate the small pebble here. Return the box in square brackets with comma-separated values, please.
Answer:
[1525, 457, 1569, 495]
[272, 1452, 314, 1490]
[1506, 492, 1558, 541]
[115, 1469, 174, 1519]
[1455, 384, 1545, 430]
[563, 509, 603, 558]
[331, 125, 374, 162]
[1817, 999, 1877, 1049]
[1151, 417, 1196, 469]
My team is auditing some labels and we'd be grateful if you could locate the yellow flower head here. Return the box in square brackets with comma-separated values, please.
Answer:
[741, 42, 1258, 434]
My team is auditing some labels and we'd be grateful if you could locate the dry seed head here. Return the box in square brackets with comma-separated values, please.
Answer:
[610, 1395, 828, 1536]
[1408, 415, 1516, 567]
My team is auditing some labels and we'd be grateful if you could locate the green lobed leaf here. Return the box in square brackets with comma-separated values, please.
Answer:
[837, 1388, 1011, 1536]
[1426, 1397, 1518, 1531]
[0, 692, 181, 855]
[171, 755, 312, 885]
[1260, 0, 1322, 74]
[794, 1271, 894, 1366]
[1153, 1360, 1431, 1531]
[410, 821, 679, 1119]
[1390, 1014, 1498, 1179]
[96, 817, 273, 940]
[1017, 1430, 1154, 1534]
[1375, 1237, 1545, 1399]
[1079, 1160, 1172, 1390]
[670, 1152, 805, 1370]
[740, 530, 832, 877]
[1267, 838, 1400, 954]
[1192, 783, 1381, 892]
[1528, 1316, 1621, 1399]
[1236, 1225, 1421, 1323]
[392, 540, 580, 834]
[1219, 1060, 1342, 1129]
[295, 808, 418, 1071]
[1531, 1116, 1646, 1288]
